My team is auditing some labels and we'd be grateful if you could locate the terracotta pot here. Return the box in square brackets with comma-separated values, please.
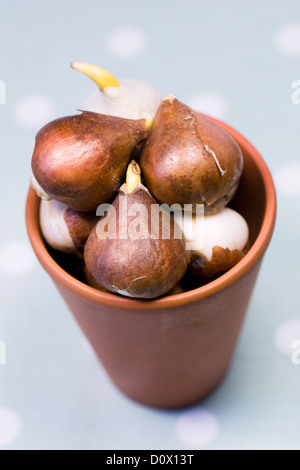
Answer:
[26, 118, 276, 409]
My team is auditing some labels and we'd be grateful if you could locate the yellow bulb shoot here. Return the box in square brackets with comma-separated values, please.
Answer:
[71, 63, 120, 90]
[144, 114, 154, 130]
[126, 161, 141, 193]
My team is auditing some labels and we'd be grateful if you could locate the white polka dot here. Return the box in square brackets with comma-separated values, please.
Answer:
[274, 320, 300, 355]
[0, 241, 37, 276]
[106, 26, 147, 59]
[0, 408, 22, 447]
[176, 408, 219, 448]
[187, 93, 228, 120]
[13, 94, 55, 128]
[274, 24, 300, 55]
[275, 163, 300, 196]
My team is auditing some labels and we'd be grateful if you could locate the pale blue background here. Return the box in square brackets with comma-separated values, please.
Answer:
[0, 0, 300, 450]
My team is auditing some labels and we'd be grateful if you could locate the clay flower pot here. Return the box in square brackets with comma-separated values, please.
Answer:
[26, 117, 276, 409]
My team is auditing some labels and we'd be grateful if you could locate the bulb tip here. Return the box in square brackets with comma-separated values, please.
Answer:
[144, 113, 154, 130]
[163, 94, 177, 103]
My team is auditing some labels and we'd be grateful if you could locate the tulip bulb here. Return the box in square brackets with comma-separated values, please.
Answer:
[71, 62, 162, 120]
[174, 207, 249, 280]
[31, 111, 148, 211]
[40, 199, 98, 256]
[140, 96, 243, 213]
[84, 161, 189, 299]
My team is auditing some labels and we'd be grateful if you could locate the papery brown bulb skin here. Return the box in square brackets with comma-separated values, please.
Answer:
[83, 266, 110, 292]
[165, 283, 185, 296]
[39, 199, 98, 256]
[174, 206, 249, 282]
[140, 97, 243, 213]
[189, 246, 245, 282]
[84, 185, 189, 299]
[64, 207, 99, 253]
[32, 111, 148, 211]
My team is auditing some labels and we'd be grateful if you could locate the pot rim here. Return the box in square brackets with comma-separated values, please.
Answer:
[26, 117, 276, 311]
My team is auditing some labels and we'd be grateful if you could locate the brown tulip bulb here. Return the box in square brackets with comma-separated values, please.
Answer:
[83, 266, 109, 292]
[140, 96, 243, 213]
[40, 199, 98, 256]
[84, 161, 190, 299]
[165, 283, 185, 296]
[32, 111, 148, 211]
[173, 207, 249, 281]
